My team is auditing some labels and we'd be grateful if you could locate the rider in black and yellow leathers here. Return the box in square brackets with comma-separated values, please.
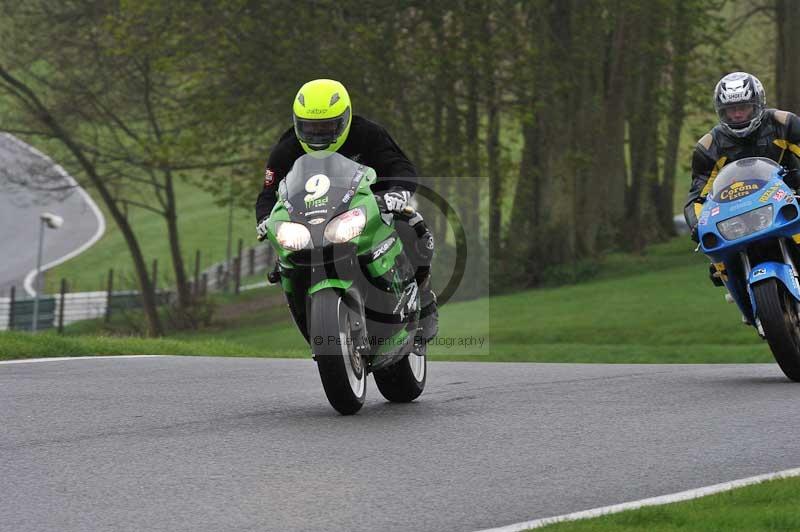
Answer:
[685, 72, 800, 240]
[684, 72, 800, 287]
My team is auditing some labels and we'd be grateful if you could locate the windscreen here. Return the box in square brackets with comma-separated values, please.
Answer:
[711, 157, 782, 202]
[281, 152, 367, 217]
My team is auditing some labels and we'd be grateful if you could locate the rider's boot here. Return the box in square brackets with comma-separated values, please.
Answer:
[709, 263, 724, 287]
[417, 274, 438, 343]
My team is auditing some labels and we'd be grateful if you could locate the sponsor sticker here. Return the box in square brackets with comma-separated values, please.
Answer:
[711, 206, 720, 216]
[305, 197, 329, 208]
[699, 212, 710, 226]
[759, 183, 781, 202]
[753, 268, 767, 277]
[729, 200, 755, 211]
[350, 170, 364, 188]
[773, 189, 787, 201]
[305, 209, 328, 217]
[718, 180, 762, 203]
[264, 167, 276, 187]
[342, 190, 354, 204]
[285, 200, 294, 214]
[308, 218, 325, 225]
[372, 237, 397, 260]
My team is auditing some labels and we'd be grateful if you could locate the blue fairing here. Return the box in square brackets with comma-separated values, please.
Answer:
[748, 262, 800, 319]
[696, 157, 800, 327]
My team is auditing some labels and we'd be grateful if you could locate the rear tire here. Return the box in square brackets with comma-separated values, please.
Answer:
[374, 343, 426, 403]
[753, 279, 800, 381]
[310, 290, 366, 414]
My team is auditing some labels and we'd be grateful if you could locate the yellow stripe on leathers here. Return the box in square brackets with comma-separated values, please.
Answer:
[773, 139, 800, 164]
[700, 156, 728, 198]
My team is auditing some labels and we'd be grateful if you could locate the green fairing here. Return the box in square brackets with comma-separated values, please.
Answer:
[349, 168, 396, 256]
[308, 279, 353, 294]
[266, 165, 403, 280]
[366, 238, 403, 277]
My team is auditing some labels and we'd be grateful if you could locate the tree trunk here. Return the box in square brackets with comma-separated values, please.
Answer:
[600, 5, 630, 240]
[163, 169, 192, 310]
[775, 0, 800, 112]
[658, 0, 691, 237]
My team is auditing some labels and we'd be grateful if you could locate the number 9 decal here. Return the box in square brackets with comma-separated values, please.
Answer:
[304, 174, 330, 203]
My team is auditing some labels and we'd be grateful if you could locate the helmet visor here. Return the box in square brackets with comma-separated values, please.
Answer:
[294, 107, 350, 149]
[717, 103, 756, 129]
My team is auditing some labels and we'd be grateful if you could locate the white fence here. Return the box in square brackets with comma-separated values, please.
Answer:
[0, 244, 277, 332]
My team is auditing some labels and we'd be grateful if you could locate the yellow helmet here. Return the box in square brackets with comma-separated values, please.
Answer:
[293, 79, 352, 153]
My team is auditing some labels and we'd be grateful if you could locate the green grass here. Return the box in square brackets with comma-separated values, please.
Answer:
[46, 177, 259, 292]
[174, 237, 772, 363]
[0, 330, 287, 359]
[537, 475, 800, 531]
[5, 237, 774, 363]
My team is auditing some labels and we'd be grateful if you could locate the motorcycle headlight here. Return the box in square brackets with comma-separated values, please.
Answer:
[324, 207, 366, 243]
[276, 222, 311, 251]
[716, 204, 774, 240]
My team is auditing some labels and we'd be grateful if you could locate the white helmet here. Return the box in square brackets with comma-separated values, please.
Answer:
[713, 72, 766, 138]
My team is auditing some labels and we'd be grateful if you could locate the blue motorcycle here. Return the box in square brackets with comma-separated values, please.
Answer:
[698, 157, 800, 380]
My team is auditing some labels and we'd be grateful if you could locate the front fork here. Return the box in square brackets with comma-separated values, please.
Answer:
[739, 251, 764, 336]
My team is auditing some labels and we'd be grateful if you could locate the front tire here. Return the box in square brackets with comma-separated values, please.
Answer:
[310, 289, 366, 414]
[374, 343, 426, 403]
[753, 279, 800, 381]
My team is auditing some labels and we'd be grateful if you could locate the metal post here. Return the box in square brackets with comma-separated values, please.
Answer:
[194, 250, 201, 298]
[57, 279, 67, 334]
[31, 218, 45, 332]
[225, 175, 234, 292]
[105, 268, 114, 323]
[9, 286, 16, 330]
[236, 238, 243, 290]
[234, 257, 241, 295]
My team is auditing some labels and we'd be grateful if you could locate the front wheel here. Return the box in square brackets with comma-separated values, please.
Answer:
[374, 344, 427, 403]
[310, 289, 367, 414]
[753, 279, 800, 381]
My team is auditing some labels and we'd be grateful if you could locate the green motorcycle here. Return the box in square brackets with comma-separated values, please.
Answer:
[263, 151, 427, 415]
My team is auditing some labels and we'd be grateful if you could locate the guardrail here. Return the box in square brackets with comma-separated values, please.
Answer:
[0, 290, 174, 332]
[1, 242, 276, 332]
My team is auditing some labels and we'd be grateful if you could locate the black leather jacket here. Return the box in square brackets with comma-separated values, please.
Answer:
[684, 108, 800, 230]
[255, 115, 417, 222]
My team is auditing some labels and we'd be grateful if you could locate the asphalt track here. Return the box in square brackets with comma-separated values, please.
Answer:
[0, 134, 103, 295]
[3, 357, 800, 532]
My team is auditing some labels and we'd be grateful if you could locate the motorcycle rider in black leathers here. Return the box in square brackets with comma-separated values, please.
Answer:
[255, 78, 437, 341]
[684, 72, 800, 286]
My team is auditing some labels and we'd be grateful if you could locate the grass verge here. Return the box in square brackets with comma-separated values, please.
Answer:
[0, 330, 300, 360]
[536, 475, 800, 531]
[3, 236, 774, 364]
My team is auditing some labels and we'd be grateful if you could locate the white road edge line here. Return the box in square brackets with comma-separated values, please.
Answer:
[0, 133, 107, 296]
[475, 466, 800, 532]
[0, 355, 165, 365]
